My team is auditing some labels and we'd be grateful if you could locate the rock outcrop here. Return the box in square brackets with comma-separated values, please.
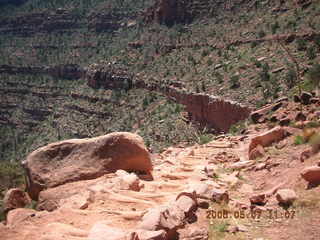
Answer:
[0, 0, 27, 6]
[0, 64, 83, 80]
[144, 0, 192, 26]
[86, 63, 251, 133]
[86, 63, 133, 90]
[3, 188, 31, 212]
[23, 132, 152, 200]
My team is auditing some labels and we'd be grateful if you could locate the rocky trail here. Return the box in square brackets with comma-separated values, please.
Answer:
[1, 96, 320, 240]
[1, 136, 234, 240]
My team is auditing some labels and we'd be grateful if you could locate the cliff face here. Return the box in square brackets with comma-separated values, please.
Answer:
[86, 63, 251, 133]
[170, 91, 250, 133]
[144, 0, 257, 26]
[0, 64, 83, 80]
[0, 0, 27, 6]
[0, 9, 134, 36]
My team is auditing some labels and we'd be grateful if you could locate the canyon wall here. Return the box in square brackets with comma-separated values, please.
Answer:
[86, 64, 251, 133]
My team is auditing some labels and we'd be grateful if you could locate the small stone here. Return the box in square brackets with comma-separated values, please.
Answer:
[187, 183, 229, 203]
[226, 225, 238, 233]
[250, 104, 274, 124]
[300, 149, 312, 162]
[279, 117, 290, 126]
[114, 170, 142, 191]
[269, 115, 278, 122]
[301, 91, 313, 105]
[203, 165, 215, 177]
[293, 95, 301, 103]
[301, 166, 320, 184]
[249, 145, 265, 160]
[295, 112, 307, 122]
[250, 193, 267, 205]
[271, 102, 283, 111]
[255, 163, 266, 171]
[230, 161, 253, 169]
[310, 98, 320, 104]
[175, 195, 197, 216]
[211, 188, 229, 203]
[276, 189, 297, 205]
[139, 205, 185, 232]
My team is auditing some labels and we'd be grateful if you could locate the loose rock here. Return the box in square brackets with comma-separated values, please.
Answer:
[249, 145, 265, 160]
[295, 112, 307, 122]
[301, 166, 320, 184]
[139, 205, 185, 232]
[301, 91, 312, 105]
[248, 126, 287, 153]
[114, 170, 142, 191]
[3, 188, 31, 212]
[250, 193, 267, 205]
[276, 189, 297, 205]
[175, 195, 197, 216]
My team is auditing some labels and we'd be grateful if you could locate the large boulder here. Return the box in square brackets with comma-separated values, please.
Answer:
[23, 132, 153, 200]
[248, 126, 287, 153]
[301, 166, 320, 184]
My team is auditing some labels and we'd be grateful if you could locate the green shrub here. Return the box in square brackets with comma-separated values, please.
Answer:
[201, 49, 209, 57]
[314, 35, 320, 48]
[296, 39, 307, 51]
[214, 72, 224, 84]
[307, 46, 316, 60]
[285, 66, 297, 89]
[258, 29, 266, 38]
[197, 134, 213, 145]
[259, 63, 270, 81]
[229, 120, 246, 135]
[294, 135, 305, 145]
[271, 21, 280, 34]
[229, 74, 240, 89]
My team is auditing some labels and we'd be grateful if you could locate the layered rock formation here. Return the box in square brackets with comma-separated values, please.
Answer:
[0, 0, 27, 6]
[86, 63, 251, 133]
[144, 0, 256, 26]
[0, 64, 83, 80]
[0, 8, 135, 36]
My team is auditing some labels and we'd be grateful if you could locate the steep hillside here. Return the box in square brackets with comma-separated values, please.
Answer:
[0, 0, 320, 222]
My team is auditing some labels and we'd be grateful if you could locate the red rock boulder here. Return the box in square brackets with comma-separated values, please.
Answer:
[23, 132, 153, 200]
